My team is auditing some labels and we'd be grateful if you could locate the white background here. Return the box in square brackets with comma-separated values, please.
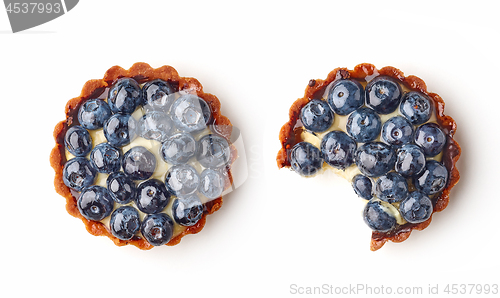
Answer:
[1, 1, 499, 297]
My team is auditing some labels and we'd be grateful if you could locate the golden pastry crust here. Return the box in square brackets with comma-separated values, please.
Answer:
[50, 62, 236, 249]
[277, 63, 461, 251]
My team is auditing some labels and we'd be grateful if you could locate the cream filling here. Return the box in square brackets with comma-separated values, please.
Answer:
[299, 79, 444, 225]
[65, 103, 218, 240]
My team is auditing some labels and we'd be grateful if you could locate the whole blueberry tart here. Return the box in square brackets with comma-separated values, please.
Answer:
[277, 63, 461, 251]
[51, 63, 236, 249]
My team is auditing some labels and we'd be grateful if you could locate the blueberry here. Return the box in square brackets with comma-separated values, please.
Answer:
[63, 157, 97, 191]
[346, 107, 382, 142]
[354, 142, 396, 177]
[64, 126, 92, 157]
[198, 97, 213, 125]
[135, 179, 171, 214]
[374, 172, 409, 203]
[399, 191, 433, 224]
[170, 94, 207, 132]
[103, 114, 137, 147]
[381, 116, 414, 146]
[141, 79, 176, 110]
[196, 134, 231, 168]
[106, 172, 136, 204]
[160, 133, 196, 165]
[165, 164, 200, 198]
[122, 146, 157, 180]
[300, 99, 334, 132]
[365, 76, 402, 114]
[141, 213, 174, 246]
[395, 144, 426, 178]
[320, 130, 357, 169]
[414, 160, 448, 195]
[400, 92, 433, 125]
[363, 199, 397, 232]
[352, 174, 373, 200]
[199, 169, 225, 199]
[217, 166, 231, 191]
[110, 206, 140, 240]
[108, 78, 142, 114]
[414, 123, 446, 156]
[289, 142, 323, 176]
[77, 185, 114, 221]
[327, 79, 364, 115]
[138, 111, 173, 142]
[172, 195, 204, 226]
[89, 143, 122, 174]
[78, 99, 112, 130]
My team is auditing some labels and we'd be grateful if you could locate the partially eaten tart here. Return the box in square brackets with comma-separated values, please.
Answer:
[277, 63, 460, 251]
[51, 63, 236, 249]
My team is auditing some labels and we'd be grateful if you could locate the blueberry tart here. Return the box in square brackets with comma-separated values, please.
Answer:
[277, 63, 461, 251]
[51, 63, 236, 249]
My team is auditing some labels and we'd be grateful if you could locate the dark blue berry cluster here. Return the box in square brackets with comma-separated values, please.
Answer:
[289, 75, 450, 234]
[62, 77, 231, 246]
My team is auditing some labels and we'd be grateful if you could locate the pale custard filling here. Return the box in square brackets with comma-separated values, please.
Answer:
[299, 78, 443, 225]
